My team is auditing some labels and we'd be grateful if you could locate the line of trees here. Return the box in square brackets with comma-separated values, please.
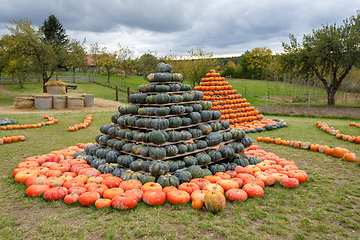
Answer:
[1, 11, 360, 104]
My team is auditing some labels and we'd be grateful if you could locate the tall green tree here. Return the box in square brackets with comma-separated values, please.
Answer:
[116, 43, 133, 78]
[41, 14, 68, 46]
[138, 51, 159, 78]
[99, 47, 117, 83]
[3, 19, 86, 92]
[89, 42, 101, 76]
[281, 11, 360, 105]
[246, 47, 273, 80]
[0, 38, 10, 80]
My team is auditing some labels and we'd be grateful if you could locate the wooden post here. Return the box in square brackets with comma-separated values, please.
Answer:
[127, 87, 130, 103]
[307, 90, 311, 117]
[116, 86, 118, 101]
[73, 75, 75, 83]
[264, 92, 267, 114]
[56, 75, 58, 81]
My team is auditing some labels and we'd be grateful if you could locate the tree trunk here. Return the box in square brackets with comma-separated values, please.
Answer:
[327, 90, 336, 105]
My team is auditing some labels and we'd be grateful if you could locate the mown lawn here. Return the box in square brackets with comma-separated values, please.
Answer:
[1, 111, 360, 240]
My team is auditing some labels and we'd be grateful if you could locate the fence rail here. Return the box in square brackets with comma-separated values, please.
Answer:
[0, 75, 94, 84]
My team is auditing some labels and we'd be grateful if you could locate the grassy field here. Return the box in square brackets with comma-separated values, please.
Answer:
[1, 110, 360, 239]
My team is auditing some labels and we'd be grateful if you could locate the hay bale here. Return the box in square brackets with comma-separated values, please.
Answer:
[33, 94, 52, 110]
[14, 97, 34, 109]
[67, 96, 84, 110]
[45, 81, 67, 86]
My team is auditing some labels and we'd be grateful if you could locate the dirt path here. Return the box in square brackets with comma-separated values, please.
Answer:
[0, 98, 124, 114]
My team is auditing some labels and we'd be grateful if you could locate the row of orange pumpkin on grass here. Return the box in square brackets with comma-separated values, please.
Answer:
[67, 114, 93, 132]
[256, 136, 359, 164]
[0, 135, 25, 144]
[316, 121, 360, 144]
[0, 115, 58, 130]
[12, 144, 307, 213]
[349, 122, 360, 127]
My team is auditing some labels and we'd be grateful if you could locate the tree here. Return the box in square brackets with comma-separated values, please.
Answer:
[169, 49, 218, 86]
[98, 47, 117, 83]
[3, 19, 85, 92]
[0, 38, 10, 80]
[221, 60, 236, 78]
[246, 47, 273, 80]
[138, 51, 159, 78]
[64, 39, 87, 74]
[281, 11, 360, 105]
[117, 43, 133, 78]
[41, 14, 68, 46]
[89, 42, 101, 76]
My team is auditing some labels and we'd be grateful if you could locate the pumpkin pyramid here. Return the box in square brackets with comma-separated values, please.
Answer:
[80, 63, 257, 188]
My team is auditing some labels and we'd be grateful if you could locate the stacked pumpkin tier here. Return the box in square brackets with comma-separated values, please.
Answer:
[78, 63, 256, 187]
[194, 70, 263, 127]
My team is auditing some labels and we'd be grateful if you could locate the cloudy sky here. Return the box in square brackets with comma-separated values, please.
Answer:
[1, 0, 359, 58]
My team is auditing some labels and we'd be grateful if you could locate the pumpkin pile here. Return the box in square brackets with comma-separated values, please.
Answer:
[257, 136, 359, 164]
[0, 135, 25, 144]
[12, 143, 307, 212]
[68, 114, 93, 132]
[316, 121, 360, 144]
[0, 115, 58, 130]
[0, 118, 17, 125]
[194, 70, 286, 132]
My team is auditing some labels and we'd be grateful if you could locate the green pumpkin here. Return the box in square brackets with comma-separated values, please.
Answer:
[210, 122, 222, 132]
[171, 94, 183, 103]
[111, 113, 120, 124]
[166, 160, 180, 172]
[98, 163, 120, 174]
[195, 140, 208, 149]
[131, 144, 145, 155]
[200, 101, 212, 110]
[207, 149, 222, 162]
[114, 140, 126, 151]
[205, 132, 223, 146]
[112, 167, 127, 178]
[190, 103, 202, 112]
[165, 145, 179, 156]
[157, 62, 173, 72]
[149, 130, 167, 144]
[170, 105, 186, 114]
[185, 142, 197, 152]
[195, 152, 211, 165]
[180, 84, 191, 91]
[146, 95, 156, 104]
[141, 160, 152, 172]
[122, 143, 134, 152]
[203, 168, 213, 176]
[139, 146, 149, 157]
[118, 105, 128, 115]
[200, 111, 213, 122]
[169, 83, 181, 91]
[171, 73, 183, 82]
[155, 107, 170, 116]
[181, 117, 192, 126]
[233, 156, 250, 167]
[240, 136, 253, 148]
[185, 106, 193, 113]
[126, 116, 138, 126]
[154, 72, 172, 82]
[128, 105, 140, 114]
[115, 129, 129, 138]
[157, 174, 180, 188]
[168, 131, 182, 142]
[149, 147, 167, 160]
[149, 160, 170, 177]
[221, 131, 233, 141]
[117, 155, 135, 168]
[135, 118, 146, 128]
[189, 112, 201, 124]
[129, 94, 137, 103]
[183, 92, 194, 102]
[136, 93, 147, 104]
[150, 118, 169, 130]
[222, 162, 237, 171]
[212, 111, 222, 120]
[129, 159, 143, 172]
[141, 132, 151, 142]
[228, 142, 245, 153]
[209, 164, 225, 175]
[139, 173, 155, 184]
[180, 130, 192, 140]
[100, 124, 113, 134]
[155, 84, 171, 92]
[144, 107, 156, 116]
[120, 170, 143, 181]
[147, 73, 155, 82]
[105, 150, 120, 163]
[154, 93, 171, 104]
[191, 91, 204, 101]
[189, 129, 202, 138]
[220, 120, 230, 130]
[198, 124, 212, 135]
[177, 144, 188, 154]
[184, 156, 198, 167]
[219, 145, 235, 158]
[187, 165, 205, 178]
[230, 129, 246, 140]
[138, 84, 150, 93]
[174, 170, 192, 184]
[169, 117, 182, 128]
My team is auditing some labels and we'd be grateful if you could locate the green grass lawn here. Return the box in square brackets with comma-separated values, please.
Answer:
[1, 111, 360, 239]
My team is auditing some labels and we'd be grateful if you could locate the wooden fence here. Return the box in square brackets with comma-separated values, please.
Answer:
[0, 75, 94, 84]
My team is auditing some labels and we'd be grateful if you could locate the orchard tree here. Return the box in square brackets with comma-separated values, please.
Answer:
[99, 47, 117, 83]
[246, 47, 273, 80]
[281, 11, 360, 105]
[138, 51, 159, 78]
[117, 43, 133, 78]
[0, 38, 10, 80]
[3, 18, 86, 92]
[89, 42, 101, 75]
